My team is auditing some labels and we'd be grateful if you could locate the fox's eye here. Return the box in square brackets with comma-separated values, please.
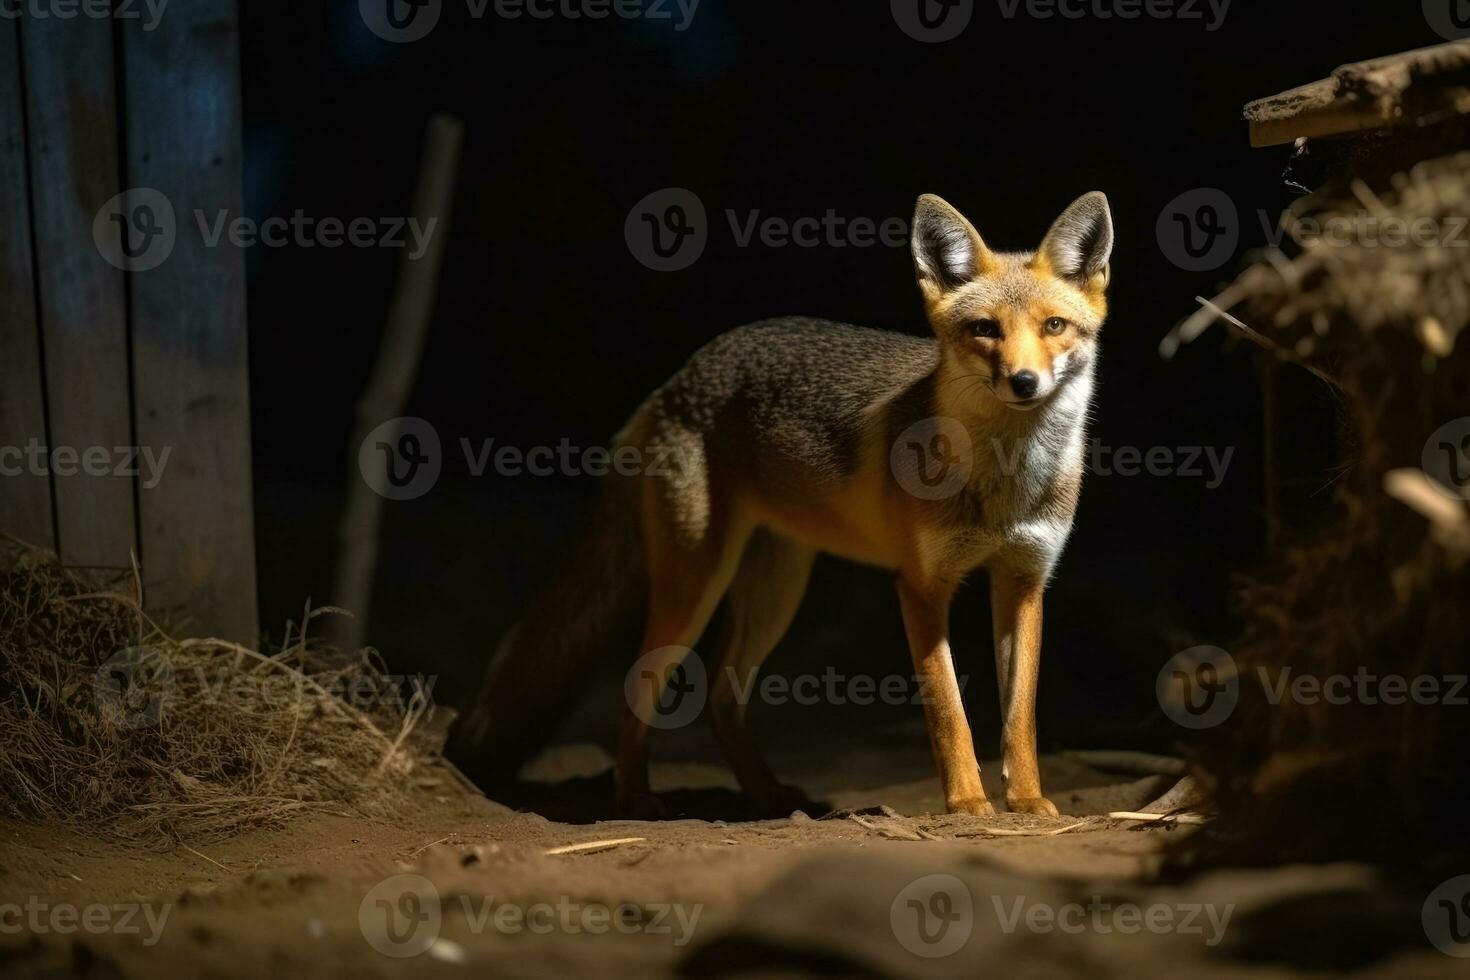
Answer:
[967, 319, 1002, 340]
[1044, 317, 1069, 336]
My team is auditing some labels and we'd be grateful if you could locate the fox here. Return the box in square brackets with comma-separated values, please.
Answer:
[448, 191, 1113, 818]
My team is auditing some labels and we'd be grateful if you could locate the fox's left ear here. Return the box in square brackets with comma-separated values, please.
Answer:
[1037, 192, 1113, 290]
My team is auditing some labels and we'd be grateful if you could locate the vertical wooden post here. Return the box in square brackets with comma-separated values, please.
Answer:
[121, 0, 258, 642]
[0, 19, 54, 551]
[17, 16, 136, 566]
[332, 114, 464, 653]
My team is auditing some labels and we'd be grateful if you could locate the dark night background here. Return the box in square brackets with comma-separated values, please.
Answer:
[238, 2, 1431, 763]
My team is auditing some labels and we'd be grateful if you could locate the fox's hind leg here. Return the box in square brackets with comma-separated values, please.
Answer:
[617, 451, 750, 818]
[707, 530, 819, 815]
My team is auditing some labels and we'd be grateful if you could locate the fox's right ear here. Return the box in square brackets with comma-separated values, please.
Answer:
[911, 194, 992, 304]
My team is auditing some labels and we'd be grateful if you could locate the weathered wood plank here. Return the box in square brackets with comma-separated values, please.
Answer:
[19, 15, 136, 567]
[0, 20, 54, 551]
[122, 0, 258, 641]
[1245, 40, 1470, 148]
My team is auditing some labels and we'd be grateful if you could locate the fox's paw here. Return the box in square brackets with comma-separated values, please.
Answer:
[947, 796, 996, 817]
[753, 783, 827, 819]
[1006, 796, 1060, 817]
[618, 791, 667, 821]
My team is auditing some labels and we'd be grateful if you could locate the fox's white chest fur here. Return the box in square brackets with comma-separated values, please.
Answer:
[922, 363, 1095, 581]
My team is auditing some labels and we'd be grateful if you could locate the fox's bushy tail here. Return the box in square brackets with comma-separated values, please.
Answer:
[447, 471, 645, 786]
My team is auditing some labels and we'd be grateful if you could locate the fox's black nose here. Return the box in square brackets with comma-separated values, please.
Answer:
[1010, 371, 1039, 399]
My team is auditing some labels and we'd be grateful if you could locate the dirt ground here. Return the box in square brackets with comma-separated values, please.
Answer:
[0, 736, 1458, 979]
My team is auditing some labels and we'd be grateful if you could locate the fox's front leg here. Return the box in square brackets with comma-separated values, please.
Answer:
[990, 567, 1059, 816]
[896, 577, 992, 816]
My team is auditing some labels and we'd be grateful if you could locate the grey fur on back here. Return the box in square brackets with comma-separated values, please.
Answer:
[650, 317, 940, 485]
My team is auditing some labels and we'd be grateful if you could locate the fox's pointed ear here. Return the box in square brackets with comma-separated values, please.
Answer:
[1037, 192, 1113, 289]
[912, 194, 992, 301]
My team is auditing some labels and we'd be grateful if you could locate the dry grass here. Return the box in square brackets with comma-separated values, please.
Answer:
[0, 538, 431, 847]
[1167, 153, 1470, 873]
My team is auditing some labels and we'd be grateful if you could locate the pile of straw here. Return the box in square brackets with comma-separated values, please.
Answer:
[1167, 154, 1470, 870]
[0, 540, 429, 846]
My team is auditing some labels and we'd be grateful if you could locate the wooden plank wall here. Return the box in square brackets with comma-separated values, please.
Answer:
[122, 1, 258, 642]
[19, 14, 137, 569]
[2, 5, 258, 643]
[0, 19, 54, 552]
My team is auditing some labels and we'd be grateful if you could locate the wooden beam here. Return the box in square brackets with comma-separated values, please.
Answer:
[122, 0, 258, 642]
[0, 20, 54, 552]
[19, 15, 137, 568]
[1245, 41, 1470, 148]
